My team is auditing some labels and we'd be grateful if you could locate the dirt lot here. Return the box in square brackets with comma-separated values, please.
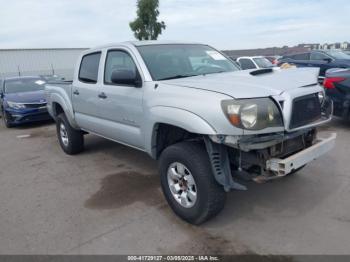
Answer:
[0, 119, 349, 255]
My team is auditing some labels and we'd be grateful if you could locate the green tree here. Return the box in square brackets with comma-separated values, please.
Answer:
[129, 0, 166, 40]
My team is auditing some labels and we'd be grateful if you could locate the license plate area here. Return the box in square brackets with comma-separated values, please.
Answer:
[266, 133, 336, 176]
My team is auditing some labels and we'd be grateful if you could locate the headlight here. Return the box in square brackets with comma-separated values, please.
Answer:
[221, 98, 283, 130]
[7, 101, 26, 109]
[241, 104, 258, 129]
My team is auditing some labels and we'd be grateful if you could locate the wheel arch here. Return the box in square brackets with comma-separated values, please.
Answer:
[145, 106, 217, 159]
[50, 94, 79, 129]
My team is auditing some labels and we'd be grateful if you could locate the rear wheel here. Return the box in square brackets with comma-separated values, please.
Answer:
[159, 141, 226, 225]
[56, 113, 84, 155]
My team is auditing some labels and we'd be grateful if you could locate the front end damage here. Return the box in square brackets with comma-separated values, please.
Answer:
[205, 87, 336, 191]
[205, 128, 336, 191]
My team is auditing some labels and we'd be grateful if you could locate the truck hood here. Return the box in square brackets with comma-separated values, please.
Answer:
[4, 90, 47, 103]
[163, 67, 320, 99]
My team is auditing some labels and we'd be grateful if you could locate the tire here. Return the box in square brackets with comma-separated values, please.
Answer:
[159, 141, 226, 225]
[1, 108, 13, 128]
[56, 113, 84, 155]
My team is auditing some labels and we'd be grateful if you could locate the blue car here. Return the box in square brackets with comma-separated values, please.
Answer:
[0, 76, 52, 127]
[278, 50, 350, 80]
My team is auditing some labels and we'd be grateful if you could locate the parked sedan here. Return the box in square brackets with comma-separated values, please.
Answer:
[237, 56, 274, 70]
[278, 50, 350, 78]
[323, 68, 350, 120]
[0, 76, 52, 127]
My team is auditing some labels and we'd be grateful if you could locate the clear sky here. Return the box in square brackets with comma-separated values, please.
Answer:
[0, 0, 349, 50]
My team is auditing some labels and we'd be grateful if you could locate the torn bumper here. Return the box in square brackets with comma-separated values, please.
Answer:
[266, 133, 336, 176]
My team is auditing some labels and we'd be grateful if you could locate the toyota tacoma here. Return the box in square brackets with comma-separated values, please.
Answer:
[46, 41, 336, 224]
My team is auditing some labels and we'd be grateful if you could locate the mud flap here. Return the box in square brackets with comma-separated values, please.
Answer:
[204, 137, 247, 192]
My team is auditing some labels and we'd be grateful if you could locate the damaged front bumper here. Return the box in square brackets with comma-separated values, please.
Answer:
[210, 129, 312, 152]
[206, 129, 336, 190]
[266, 133, 336, 176]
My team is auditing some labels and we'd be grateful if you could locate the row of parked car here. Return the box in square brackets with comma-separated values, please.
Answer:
[233, 49, 350, 121]
[234, 50, 350, 74]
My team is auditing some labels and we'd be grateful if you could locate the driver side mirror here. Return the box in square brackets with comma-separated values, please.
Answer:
[0, 92, 3, 99]
[111, 69, 142, 87]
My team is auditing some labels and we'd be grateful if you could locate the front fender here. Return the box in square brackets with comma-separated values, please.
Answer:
[144, 106, 217, 158]
[150, 106, 217, 134]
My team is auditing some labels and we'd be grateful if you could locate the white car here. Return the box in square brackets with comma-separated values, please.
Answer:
[237, 56, 274, 70]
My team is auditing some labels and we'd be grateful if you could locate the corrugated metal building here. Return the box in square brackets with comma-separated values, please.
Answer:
[0, 48, 87, 80]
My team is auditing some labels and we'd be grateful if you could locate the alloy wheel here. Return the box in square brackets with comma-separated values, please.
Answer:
[167, 162, 197, 208]
[60, 123, 69, 147]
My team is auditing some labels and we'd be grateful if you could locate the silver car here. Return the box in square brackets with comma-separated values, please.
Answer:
[46, 41, 336, 224]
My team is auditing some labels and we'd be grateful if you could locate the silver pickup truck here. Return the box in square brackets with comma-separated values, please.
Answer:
[46, 41, 336, 224]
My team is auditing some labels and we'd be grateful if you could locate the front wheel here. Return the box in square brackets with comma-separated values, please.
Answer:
[159, 141, 226, 225]
[56, 113, 84, 155]
[1, 108, 13, 128]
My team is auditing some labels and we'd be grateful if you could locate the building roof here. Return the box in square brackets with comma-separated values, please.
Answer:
[0, 48, 88, 51]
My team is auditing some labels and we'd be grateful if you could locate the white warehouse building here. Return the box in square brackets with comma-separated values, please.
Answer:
[0, 48, 87, 80]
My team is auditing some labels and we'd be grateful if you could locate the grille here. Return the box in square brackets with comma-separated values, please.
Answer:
[290, 94, 321, 129]
[24, 103, 47, 109]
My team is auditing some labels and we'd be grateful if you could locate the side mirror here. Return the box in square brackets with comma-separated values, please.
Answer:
[323, 58, 332, 63]
[111, 69, 141, 87]
[0, 92, 3, 99]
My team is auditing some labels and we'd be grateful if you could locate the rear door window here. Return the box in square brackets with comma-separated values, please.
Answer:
[253, 58, 273, 68]
[310, 52, 330, 61]
[238, 58, 257, 70]
[79, 52, 101, 84]
[287, 53, 310, 60]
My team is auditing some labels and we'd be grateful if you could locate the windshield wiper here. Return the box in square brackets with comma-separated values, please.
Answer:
[158, 74, 198, 81]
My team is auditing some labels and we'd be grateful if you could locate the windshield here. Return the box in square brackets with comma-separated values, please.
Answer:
[253, 57, 273, 68]
[4, 78, 46, 94]
[325, 50, 350, 60]
[137, 44, 240, 81]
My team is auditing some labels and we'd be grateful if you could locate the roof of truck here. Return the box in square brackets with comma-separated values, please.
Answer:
[129, 40, 201, 46]
[89, 41, 203, 51]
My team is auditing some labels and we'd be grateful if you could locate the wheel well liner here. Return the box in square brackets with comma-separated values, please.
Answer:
[153, 123, 200, 159]
[52, 102, 64, 117]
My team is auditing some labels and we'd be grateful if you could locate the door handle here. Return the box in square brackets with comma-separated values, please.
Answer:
[73, 90, 79, 95]
[98, 92, 107, 99]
